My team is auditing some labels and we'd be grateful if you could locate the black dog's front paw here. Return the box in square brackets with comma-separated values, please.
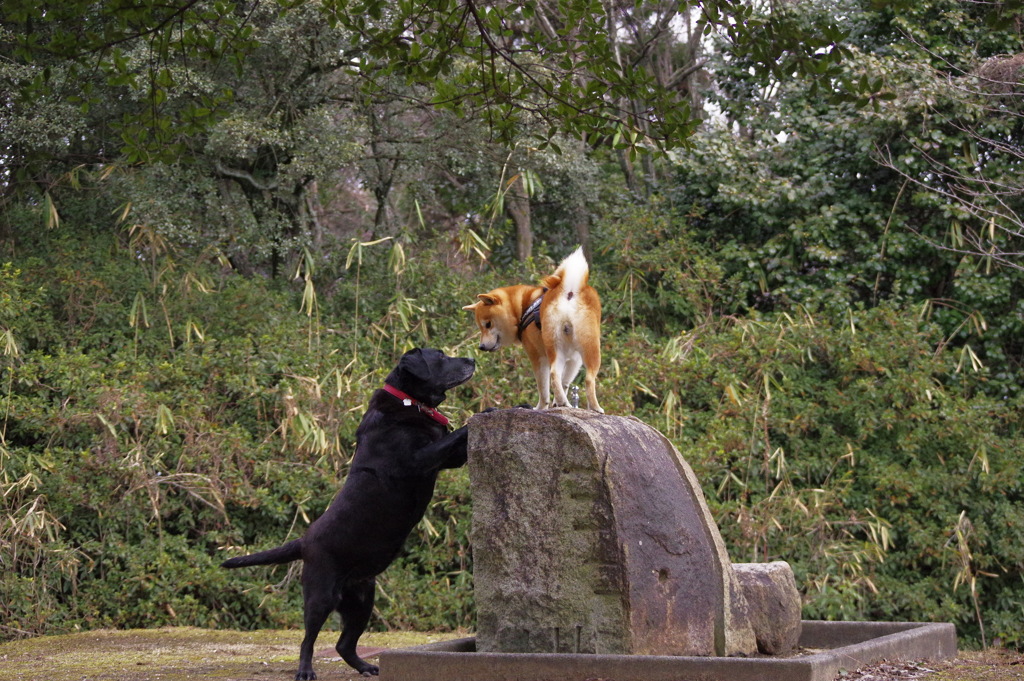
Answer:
[360, 663, 380, 676]
[294, 670, 317, 681]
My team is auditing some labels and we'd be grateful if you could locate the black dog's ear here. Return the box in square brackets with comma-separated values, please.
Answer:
[399, 348, 434, 383]
[386, 348, 418, 388]
[390, 348, 444, 396]
[387, 348, 465, 408]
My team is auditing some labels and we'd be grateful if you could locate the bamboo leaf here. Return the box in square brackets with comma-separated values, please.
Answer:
[1, 328, 20, 357]
[300, 278, 318, 317]
[129, 292, 150, 328]
[113, 202, 133, 225]
[155, 404, 175, 435]
[43, 192, 60, 229]
[414, 199, 425, 229]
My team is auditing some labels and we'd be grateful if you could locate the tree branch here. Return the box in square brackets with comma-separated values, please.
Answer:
[215, 162, 279, 192]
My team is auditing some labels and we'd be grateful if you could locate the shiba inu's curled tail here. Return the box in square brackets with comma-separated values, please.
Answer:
[542, 246, 589, 298]
[221, 539, 302, 568]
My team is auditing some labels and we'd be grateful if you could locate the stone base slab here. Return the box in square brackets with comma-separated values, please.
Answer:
[378, 620, 956, 681]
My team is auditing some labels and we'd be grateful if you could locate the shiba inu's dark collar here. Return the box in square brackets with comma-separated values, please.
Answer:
[517, 290, 545, 340]
[382, 384, 450, 427]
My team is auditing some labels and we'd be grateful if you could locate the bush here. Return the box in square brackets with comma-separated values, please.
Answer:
[602, 304, 1024, 647]
[0, 229, 503, 638]
[2, 219, 1021, 650]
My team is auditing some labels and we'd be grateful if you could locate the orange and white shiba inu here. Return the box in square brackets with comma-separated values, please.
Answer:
[463, 247, 603, 412]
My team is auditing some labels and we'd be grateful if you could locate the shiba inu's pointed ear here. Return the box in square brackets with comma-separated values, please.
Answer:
[541, 274, 561, 289]
[461, 302, 479, 311]
[476, 294, 499, 306]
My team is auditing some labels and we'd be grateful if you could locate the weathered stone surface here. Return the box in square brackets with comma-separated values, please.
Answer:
[733, 562, 803, 655]
[467, 408, 757, 657]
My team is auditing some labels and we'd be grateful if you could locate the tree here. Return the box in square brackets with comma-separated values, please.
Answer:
[1, 0, 856, 269]
[105, 2, 368, 275]
[876, 53, 1024, 271]
[2, 0, 849, 166]
[665, 0, 1024, 397]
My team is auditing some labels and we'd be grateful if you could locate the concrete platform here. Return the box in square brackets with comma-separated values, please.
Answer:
[378, 620, 957, 681]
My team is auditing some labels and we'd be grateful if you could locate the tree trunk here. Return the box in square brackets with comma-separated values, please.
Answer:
[303, 180, 325, 252]
[617, 149, 642, 197]
[575, 215, 591, 259]
[507, 174, 533, 261]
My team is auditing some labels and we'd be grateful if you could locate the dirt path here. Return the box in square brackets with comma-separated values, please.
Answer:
[0, 628, 460, 681]
[0, 628, 1020, 681]
[846, 651, 1024, 681]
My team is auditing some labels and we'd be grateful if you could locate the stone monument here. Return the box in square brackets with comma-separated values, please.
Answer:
[467, 408, 801, 658]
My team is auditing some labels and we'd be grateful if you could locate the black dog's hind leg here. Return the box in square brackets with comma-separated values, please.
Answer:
[336, 577, 379, 676]
[296, 570, 335, 680]
[296, 604, 331, 680]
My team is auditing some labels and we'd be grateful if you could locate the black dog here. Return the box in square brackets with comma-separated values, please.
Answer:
[222, 348, 475, 679]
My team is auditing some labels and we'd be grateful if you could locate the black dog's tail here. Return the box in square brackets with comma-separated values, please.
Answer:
[221, 539, 302, 569]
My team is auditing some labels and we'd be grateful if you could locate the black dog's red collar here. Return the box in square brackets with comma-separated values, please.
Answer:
[382, 384, 450, 427]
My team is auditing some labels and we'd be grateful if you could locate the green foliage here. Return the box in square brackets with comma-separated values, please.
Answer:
[592, 201, 737, 335]
[602, 304, 1024, 647]
[2, 0, 858, 176]
[674, 0, 1024, 397]
[0, 223, 490, 639]
[3, 0, 1024, 656]
[2, 181, 1024, 649]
